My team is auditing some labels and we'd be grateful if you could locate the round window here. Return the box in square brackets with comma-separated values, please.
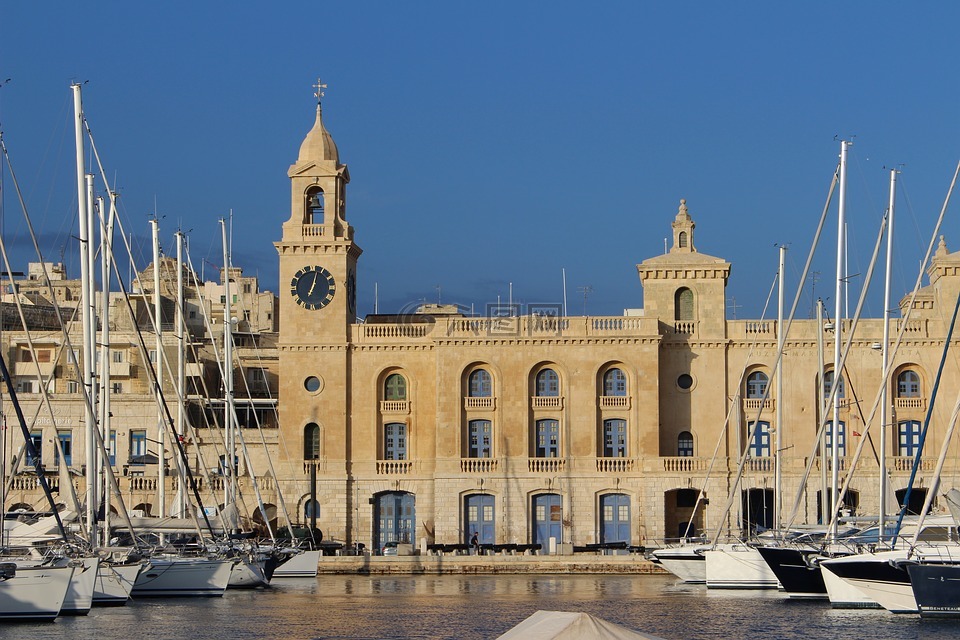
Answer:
[304, 376, 323, 393]
[677, 374, 694, 390]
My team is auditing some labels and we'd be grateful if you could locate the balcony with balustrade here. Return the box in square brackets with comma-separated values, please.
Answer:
[464, 397, 495, 410]
[531, 396, 564, 410]
[460, 458, 498, 473]
[527, 457, 566, 473]
[380, 400, 410, 415]
[599, 395, 631, 410]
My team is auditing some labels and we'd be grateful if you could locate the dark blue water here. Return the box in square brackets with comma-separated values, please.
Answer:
[11, 574, 960, 639]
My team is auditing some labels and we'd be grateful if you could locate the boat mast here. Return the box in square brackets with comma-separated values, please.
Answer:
[152, 219, 165, 523]
[73, 82, 99, 538]
[817, 299, 828, 524]
[831, 139, 850, 539]
[879, 168, 896, 543]
[220, 219, 235, 512]
[98, 194, 116, 547]
[176, 230, 186, 517]
[775, 245, 785, 531]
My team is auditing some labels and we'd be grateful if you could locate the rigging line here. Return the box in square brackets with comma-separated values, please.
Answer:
[681, 263, 780, 541]
[829, 160, 960, 537]
[181, 247, 295, 539]
[0, 133, 130, 539]
[711, 161, 840, 545]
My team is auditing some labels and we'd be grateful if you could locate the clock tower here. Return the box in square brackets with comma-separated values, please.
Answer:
[275, 80, 360, 476]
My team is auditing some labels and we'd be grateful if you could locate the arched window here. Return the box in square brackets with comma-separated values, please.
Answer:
[304, 499, 320, 520]
[679, 231, 688, 248]
[823, 370, 844, 398]
[603, 368, 627, 396]
[677, 431, 694, 457]
[536, 369, 559, 397]
[306, 187, 324, 223]
[897, 370, 920, 398]
[746, 371, 769, 399]
[385, 374, 407, 400]
[303, 423, 320, 460]
[469, 369, 492, 397]
[675, 288, 694, 321]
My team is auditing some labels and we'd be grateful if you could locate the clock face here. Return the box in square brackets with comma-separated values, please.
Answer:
[290, 265, 336, 310]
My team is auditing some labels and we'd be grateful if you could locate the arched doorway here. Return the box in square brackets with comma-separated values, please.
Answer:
[895, 487, 929, 515]
[600, 493, 630, 543]
[464, 494, 495, 545]
[815, 489, 860, 523]
[532, 493, 562, 551]
[664, 489, 704, 540]
[374, 491, 416, 553]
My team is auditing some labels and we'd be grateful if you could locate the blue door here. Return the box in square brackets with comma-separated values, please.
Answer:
[375, 492, 416, 552]
[465, 494, 495, 544]
[532, 493, 562, 551]
[600, 493, 630, 543]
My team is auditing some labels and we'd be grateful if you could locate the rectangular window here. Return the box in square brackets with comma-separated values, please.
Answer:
[603, 419, 626, 457]
[243, 284, 252, 294]
[25, 431, 42, 466]
[468, 420, 492, 458]
[19, 349, 33, 363]
[149, 349, 157, 364]
[384, 423, 407, 460]
[898, 421, 922, 457]
[130, 430, 147, 463]
[536, 420, 560, 457]
[749, 422, 771, 457]
[36, 349, 51, 363]
[825, 421, 846, 456]
[108, 433, 117, 466]
[67, 380, 79, 394]
[111, 382, 123, 394]
[56, 431, 72, 467]
[112, 350, 124, 363]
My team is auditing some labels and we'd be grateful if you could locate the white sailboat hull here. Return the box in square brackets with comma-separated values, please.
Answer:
[94, 562, 143, 605]
[651, 546, 707, 583]
[704, 544, 779, 589]
[273, 549, 320, 578]
[132, 557, 235, 597]
[0, 564, 74, 621]
[228, 557, 270, 588]
[60, 555, 99, 615]
[820, 562, 880, 608]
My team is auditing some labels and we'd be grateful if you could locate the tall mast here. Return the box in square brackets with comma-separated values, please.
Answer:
[817, 299, 828, 524]
[151, 219, 165, 521]
[879, 168, 896, 542]
[831, 139, 851, 538]
[99, 194, 117, 547]
[775, 245, 785, 531]
[72, 83, 99, 537]
[176, 231, 186, 517]
[220, 219, 234, 509]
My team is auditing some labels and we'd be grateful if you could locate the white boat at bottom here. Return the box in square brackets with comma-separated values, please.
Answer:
[819, 558, 881, 609]
[704, 543, 779, 589]
[0, 563, 75, 621]
[58, 555, 99, 615]
[131, 556, 235, 597]
[94, 562, 144, 605]
[273, 549, 321, 578]
[650, 544, 708, 583]
[228, 556, 270, 588]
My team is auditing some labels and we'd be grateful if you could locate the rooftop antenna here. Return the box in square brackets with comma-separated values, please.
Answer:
[726, 296, 742, 320]
[562, 268, 568, 317]
[374, 282, 378, 314]
[435, 284, 441, 305]
[578, 285, 593, 316]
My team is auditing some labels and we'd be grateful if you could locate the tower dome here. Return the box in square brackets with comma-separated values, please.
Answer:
[297, 103, 339, 164]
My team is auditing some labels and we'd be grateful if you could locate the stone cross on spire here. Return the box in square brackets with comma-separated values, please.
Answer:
[313, 77, 328, 105]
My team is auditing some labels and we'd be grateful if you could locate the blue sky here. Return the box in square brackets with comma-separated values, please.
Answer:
[1, 3, 958, 320]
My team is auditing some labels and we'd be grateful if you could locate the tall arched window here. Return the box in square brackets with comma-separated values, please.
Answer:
[897, 370, 920, 397]
[679, 231, 688, 248]
[469, 369, 492, 397]
[746, 371, 769, 399]
[306, 187, 324, 223]
[385, 374, 407, 400]
[603, 368, 627, 396]
[675, 288, 694, 321]
[303, 423, 320, 460]
[304, 499, 320, 520]
[536, 369, 559, 397]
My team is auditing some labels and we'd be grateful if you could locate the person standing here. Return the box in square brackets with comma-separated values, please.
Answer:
[470, 531, 480, 554]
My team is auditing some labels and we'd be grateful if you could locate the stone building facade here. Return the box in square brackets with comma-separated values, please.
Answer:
[4, 96, 959, 554]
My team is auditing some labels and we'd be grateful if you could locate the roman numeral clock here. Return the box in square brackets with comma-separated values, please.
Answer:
[290, 265, 336, 310]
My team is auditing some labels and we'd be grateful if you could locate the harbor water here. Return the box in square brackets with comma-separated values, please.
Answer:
[14, 574, 960, 639]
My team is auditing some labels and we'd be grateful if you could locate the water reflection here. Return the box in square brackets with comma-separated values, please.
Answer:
[17, 574, 960, 640]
